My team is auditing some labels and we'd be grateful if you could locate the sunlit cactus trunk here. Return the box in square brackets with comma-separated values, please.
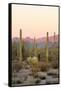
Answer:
[20, 29, 22, 62]
[46, 32, 49, 62]
[33, 37, 37, 56]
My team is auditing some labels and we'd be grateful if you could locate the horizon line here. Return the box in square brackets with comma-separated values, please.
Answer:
[12, 34, 59, 39]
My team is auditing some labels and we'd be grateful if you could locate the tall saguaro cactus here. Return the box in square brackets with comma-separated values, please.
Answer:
[20, 29, 22, 62]
[54, 32, 56, 45]
[46, 32, 49, 62]
[33, 37, 37, 56]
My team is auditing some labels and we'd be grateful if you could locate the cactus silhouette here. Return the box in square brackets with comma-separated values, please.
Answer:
[54, 32, 56, 45]
[33, 37, 37, 56]
[46, 32, 49, 62]
[20, 29, 22, 62]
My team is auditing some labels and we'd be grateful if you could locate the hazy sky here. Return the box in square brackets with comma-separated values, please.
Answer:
[12, 4, 59, 38]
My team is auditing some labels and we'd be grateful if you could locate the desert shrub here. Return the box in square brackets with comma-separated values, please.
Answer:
[27, 56, 32, 64]
[27, 56, 40, 77]
[12, 42, 20, 61]
[12, 61, 22, 72]
[50, 60, 58, 69]
[35, 78, 40, 84]
[48, 48, 58, 62]
[39, 61, 49, 72]
[16, 80, 22, 84]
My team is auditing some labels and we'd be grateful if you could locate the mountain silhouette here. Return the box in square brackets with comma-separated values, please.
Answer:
[12, 35, 58, 48]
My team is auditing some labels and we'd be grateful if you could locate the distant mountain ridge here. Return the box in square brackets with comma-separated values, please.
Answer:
[12, 35, 58, 48]
[12, 35, 58, 43]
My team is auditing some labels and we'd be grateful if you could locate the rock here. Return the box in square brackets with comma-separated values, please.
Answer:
[18, 69, 32, 77]
[47, 69, 58, 74]
[38, 72, 47, 79]
[46, 77, 59, 84]
[12, 72, 17, 77]
[23, 76, 35, 85]
[25, 65, 31, 69]
[47, 69, 59, 78]
[40, 80, 46, 84]
[46, 75, 52, 80]
[12, 68, 33, 85]
[12, 77, 23, 84]
[34, 78, 41, 84]
[46, 75, 52, 84]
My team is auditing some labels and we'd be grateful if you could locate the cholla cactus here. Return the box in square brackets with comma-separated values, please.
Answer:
[27, 56, 38, 66]
[30, 57, 38, 65]
[27, 56, 32, 64]
[46, 32, 49, 62]
[27, 56, 39, 76]
[31, 57, 39, 76]
[20, 29, 22, 62]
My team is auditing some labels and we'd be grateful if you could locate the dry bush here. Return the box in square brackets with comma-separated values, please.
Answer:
[50, 60, 58, 69]
[12, 61, 22, 72]
[39, 61, 49, 72]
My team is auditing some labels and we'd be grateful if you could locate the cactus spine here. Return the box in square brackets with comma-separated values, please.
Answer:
[20, 29, 22, 62]
[46, 32, 49, 62]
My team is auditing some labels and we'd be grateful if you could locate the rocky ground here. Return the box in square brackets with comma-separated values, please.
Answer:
[12, 62, 59, 86]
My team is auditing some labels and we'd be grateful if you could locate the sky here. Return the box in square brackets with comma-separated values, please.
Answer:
[12, 4, 59, 38]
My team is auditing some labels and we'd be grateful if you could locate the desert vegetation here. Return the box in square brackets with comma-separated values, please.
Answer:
[12, 29, 59, 86]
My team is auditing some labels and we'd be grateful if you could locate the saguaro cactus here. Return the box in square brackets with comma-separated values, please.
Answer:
[20, 29, 22, 62]
[33, 37, 37, 56]
[46, 32, 49, 62]
[54, 32, 56, 45]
